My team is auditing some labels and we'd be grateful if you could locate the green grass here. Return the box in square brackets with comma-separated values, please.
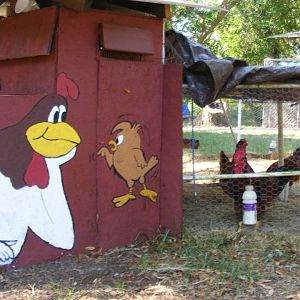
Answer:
[113, 280, 127, 291]
[183, 128, 300, 157]
[178, 230, 261, 283]
[51, 283, 76, 300]
[139, 229, 300, 286]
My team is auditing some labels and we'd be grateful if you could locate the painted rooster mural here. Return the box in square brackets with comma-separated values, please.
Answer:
[98, 121, 159, 207]
[0, 73, 80, 265]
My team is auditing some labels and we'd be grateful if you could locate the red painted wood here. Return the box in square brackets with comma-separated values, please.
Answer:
[58, 8, 163, 63]
[99, 23, 154, 54]
[0, 7, 182, 267]
[55, 8, 101, 256]
[0, 6, 57, 60]
[0, 94, 46, 129]
[0, 9, 57, 95]
[160, 64, 183, 236]
[97, 58, 163, 250]
[56, 8, 165, 254]
[0, 53, 56, 95]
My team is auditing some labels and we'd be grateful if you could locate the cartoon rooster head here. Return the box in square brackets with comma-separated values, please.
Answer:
[25, 94, 80, 158]
[0, 94, 81, 190]
[108, 122, 141, 153]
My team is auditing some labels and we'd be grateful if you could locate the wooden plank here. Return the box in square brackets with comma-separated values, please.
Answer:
[92, 0, 168, 18]
[99, 23, 154, 54]
[160, 64, 183, 236]
[183, 171, 300, 181]
[9, 0, 17, 15]
[97, 59, 163, 251]
[0, 6, 57, 61]
[58, 0, 93, 12]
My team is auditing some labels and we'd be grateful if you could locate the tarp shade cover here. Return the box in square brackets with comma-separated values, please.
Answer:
[165, 30, 300, 107]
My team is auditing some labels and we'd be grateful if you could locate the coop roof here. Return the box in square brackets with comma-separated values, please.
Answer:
[0, 0, 224, 18]
[165, 30, 300, 107]
[268, 31, 300, 39]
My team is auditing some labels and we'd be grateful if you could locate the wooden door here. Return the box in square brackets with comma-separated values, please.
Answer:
[97, 59, 163, 250]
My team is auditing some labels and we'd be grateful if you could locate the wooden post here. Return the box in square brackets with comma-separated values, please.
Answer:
[237, 99, 242, 142]
[277, 100, 289, 201]
[277, 101, 284, 166]
[8, 0, 17, 15]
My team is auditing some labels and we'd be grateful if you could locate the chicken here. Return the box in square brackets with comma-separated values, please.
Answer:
[98, 121, 159, 207]
[183, 138, 200, 149]
[220, 140, 252, 220]
[267, 147, 300, 188]
[220, 139, 297, 223]
[219, 150, 234, 196]
[232, 139, 254, 174]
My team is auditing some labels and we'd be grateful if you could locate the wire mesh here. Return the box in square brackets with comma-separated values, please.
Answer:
[165, 35, 300, 232]
[227, 87, 300, 103]
[183, 97, 300, 234]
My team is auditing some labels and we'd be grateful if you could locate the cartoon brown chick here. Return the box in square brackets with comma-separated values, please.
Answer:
[97, 121, 159, 207]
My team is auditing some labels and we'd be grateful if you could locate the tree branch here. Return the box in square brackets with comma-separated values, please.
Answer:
[198, 0, 241, 43]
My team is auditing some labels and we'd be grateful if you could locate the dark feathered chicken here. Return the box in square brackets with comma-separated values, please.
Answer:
[267, 148, 300, 188]
[220, 139, 299, 222]
[232, 139, 254, 174]
[220, 140, 253, 220]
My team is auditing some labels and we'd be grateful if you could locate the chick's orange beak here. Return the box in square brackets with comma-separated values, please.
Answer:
[109, 140, 117, 152]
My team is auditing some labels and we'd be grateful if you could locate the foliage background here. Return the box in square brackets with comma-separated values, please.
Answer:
[167, 0, 300, 65]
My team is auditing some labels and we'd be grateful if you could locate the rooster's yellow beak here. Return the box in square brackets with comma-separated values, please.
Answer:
[26, 122, 81, 158]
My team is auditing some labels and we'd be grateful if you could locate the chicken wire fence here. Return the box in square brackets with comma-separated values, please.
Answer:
[182, 94, 300, 234]
[164, 34, 300, 234]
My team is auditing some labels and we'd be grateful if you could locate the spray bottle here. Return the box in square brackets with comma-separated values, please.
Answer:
[242, 185, 257, 225]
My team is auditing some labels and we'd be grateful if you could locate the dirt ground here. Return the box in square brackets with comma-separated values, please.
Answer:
[183, 155, 300, 235]
[183, 183, 300, 235]
[0, 158, 300, 300]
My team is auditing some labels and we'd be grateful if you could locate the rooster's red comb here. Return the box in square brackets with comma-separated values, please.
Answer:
[57, 72, 79, 101]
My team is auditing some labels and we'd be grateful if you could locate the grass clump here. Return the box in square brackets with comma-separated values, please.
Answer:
[139, 228, 300, 288]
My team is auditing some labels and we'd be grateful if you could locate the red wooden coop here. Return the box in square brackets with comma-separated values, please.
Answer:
[0, 1, 183, 266]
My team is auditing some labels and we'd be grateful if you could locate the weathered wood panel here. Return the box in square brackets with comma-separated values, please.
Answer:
[0, 6, 57, 60]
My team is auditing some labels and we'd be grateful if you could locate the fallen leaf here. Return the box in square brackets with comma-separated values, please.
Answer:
[123, 88, 131, 94]
[85, 246, 96, 251]
[258, 283, 268, 289]
[285, 295, 296, 299]
[268, 288, 274, 296]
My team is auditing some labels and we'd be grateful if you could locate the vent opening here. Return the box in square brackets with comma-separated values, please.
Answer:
[99, 50, 143, 61]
